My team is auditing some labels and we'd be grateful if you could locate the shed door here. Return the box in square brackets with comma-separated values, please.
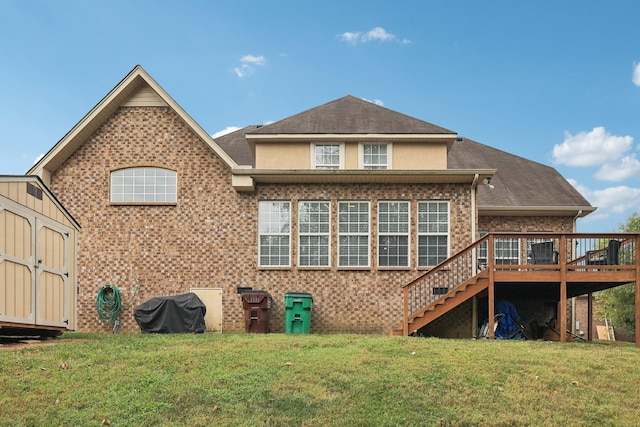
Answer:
[0, 203, 36, 324]
[190, 288, 223, 333]
[35, 218, 71, 327]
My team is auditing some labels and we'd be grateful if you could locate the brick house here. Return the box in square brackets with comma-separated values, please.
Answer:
[30, 65, 629, 337]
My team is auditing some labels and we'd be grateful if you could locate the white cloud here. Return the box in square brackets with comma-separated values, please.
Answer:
[590, 185, 640, 213]
[241, 55, 266, 66]
[569, 179, 640, 215]
[212, 126, 241, 138]
[33, 153, 44, 164]
[362, 97, 384, 106]
[339, 31, 362, 45]
[362, 27, 396, 42]
[633, 61, 640, 87]
[594, 154, 640, 181]
[553, 127, 633, 167]
[338, 27, 410, 45]
[234, 54, 267, 78]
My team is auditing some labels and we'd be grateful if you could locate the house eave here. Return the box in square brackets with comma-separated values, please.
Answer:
[231, 168, 496, 191]
[478, 205, 597, 217]
[245, 133, 457, 144]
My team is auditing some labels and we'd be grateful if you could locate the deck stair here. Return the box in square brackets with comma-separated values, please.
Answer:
[390, 274, 488, 336]
[391, 233, 640, 341]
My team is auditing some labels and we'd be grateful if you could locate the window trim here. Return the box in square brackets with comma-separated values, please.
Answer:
[110, 166, 177, 205]
[377, 200, 410, 268]
[417, 201, 450, 268]
[338, 200, 370, 268]
[359, 143, 392, 170]
[258, 200, 292, 268]
[311, 143, 345, 169]
[298, 200, 331, 268]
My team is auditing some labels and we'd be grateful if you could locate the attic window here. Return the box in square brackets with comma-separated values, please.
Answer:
[362, 143, 391, 169]
[110, 167, 177, 204]
[313, 144, 343, 169]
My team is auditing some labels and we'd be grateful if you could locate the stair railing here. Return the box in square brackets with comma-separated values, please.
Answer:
[401, 234, 490, 335]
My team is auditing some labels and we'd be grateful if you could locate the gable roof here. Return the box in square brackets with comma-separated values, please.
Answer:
[448, 138, 595, 216]
[248, 95, 456, 136]
[28, 65, 237, 182]
[0, 175, 81, 230]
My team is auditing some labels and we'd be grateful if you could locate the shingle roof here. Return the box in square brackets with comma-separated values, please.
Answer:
[213, 96, 593, 213]
[214, 125, 258, 167]
[448, 138, 593, 209]
[248, 95, 455, 135]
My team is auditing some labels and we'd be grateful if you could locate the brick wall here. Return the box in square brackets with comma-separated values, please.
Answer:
[48, 106, 480, 334]
[479, 215, 575, 234]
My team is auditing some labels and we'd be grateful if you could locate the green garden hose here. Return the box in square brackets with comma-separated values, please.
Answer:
[95, 284, 121, 325]
[95, 279, 142, 326]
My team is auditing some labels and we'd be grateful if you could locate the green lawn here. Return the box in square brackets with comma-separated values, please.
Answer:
[1, 333, 638, 426]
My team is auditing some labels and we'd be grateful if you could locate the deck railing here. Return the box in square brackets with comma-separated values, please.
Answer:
[401, 233, 639, 335]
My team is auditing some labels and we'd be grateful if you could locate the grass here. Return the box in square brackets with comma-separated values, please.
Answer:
[1, 333, 639, 426]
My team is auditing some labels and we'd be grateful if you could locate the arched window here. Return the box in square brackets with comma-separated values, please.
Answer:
[110, 167, 177, 203]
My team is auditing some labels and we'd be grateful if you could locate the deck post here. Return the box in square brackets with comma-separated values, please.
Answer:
[472, 296, 478, 338]
[403, 287, 409, 336]
[559, 235, 567, 342]
[488, 234, 495, 339]
[587, 292, 593, 342]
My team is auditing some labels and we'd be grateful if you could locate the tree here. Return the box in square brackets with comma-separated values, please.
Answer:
[595, 212, 639, 337]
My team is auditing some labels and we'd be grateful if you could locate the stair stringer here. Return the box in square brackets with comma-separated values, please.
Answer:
[393, 276, 489, 336]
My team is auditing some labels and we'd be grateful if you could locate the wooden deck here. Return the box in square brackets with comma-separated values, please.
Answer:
[394, 233, 640, 347]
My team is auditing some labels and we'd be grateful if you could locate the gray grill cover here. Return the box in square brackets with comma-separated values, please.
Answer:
[134, 293, 206, 333]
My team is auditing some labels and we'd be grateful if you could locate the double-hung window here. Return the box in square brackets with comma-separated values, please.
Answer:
[338, 201, 370, 267]
[313, 144, 342, 169]
[378, 201, 409, 267]
[417, 201, 449, 267]
[494, 238, 520, 264]
[110, 167, 177, 203]
[477, 233, 520, 266]
[361, 143, 390, 169]
[298, 201, 330, 267]
[258, 201, 291, 267]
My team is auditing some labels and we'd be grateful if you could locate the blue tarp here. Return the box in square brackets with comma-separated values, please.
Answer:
[495, 301, 522, 339]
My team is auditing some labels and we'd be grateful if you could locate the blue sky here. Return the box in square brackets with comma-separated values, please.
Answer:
[0, 1, 638, 232]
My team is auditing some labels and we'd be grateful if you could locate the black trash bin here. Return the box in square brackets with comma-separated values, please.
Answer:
[241, 291, 272, 333]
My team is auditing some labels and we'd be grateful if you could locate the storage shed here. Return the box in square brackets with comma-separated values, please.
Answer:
[0, 176, 80, 336]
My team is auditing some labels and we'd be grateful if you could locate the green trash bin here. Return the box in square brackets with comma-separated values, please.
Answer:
[284, 292, 313, 334]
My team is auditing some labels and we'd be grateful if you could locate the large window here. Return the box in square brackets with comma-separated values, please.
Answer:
[298, 201, 330, 267]
[378, 201, 409, 267]
[338, 201, 370, 267]
[313, 144, 342, 169]
[110, 167, 177, 203]
[362, 143, 390, 169]
[417, 201, 449, 267]
[258, 201, 291, 267]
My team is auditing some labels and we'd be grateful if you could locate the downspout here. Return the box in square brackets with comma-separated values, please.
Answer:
[471, 174, 479, 245]
[571, 210, 583, 334]
[471, 174, 479, 338]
